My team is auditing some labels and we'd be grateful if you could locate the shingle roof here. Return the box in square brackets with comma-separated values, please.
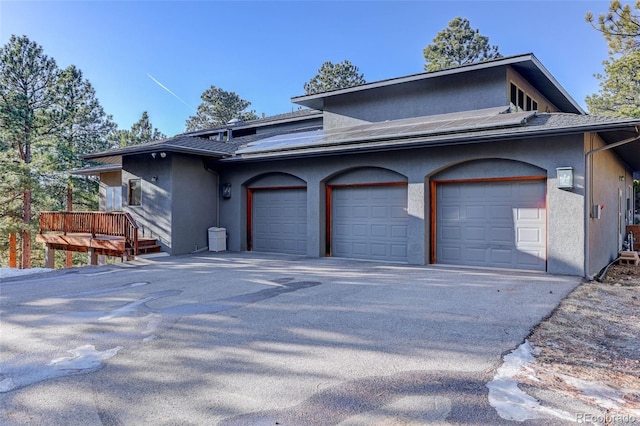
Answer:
[81, 124, 324, 162]
[182, 108, 322, 137]
[229, 111, 640, 161]
[82, 108, 640, 171]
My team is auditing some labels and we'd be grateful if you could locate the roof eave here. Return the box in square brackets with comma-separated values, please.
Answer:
[82, 145, 230, 161]
[225, 121, 640, 162]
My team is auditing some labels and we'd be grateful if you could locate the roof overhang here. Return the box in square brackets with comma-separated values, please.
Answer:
[71, 163, 122, 176]
[291, 53, 584, 115]
[227, 112, 640, 172]
[81, 139, 231, 163]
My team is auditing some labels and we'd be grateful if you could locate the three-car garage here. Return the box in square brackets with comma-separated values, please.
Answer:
[245, 169, 547, 272]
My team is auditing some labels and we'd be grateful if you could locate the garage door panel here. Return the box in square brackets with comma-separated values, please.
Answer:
[390, 225, 407, 238]
[371, 224, 387, 238]
[518, 227, 542, 244]
[517, 208, 542, 220]
[352, 224, 368, 236]
[518, 249, 545, 265]
[491, 249, 513, 264]
[467, 226, 486, 241]
[491, 205, 513, 219]
[371, 206, 388, 218]
[491, 227, 513, 243]
[465, 247, 487, 262]
[252, 188, 307, 255]
[441, 226, 460, 240]
[332, 185, 408, 262]
[437, 180, 546, 271]
[442, 206, 461, 220]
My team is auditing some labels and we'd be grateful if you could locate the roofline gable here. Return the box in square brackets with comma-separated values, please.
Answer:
[291, 53, 585, 115]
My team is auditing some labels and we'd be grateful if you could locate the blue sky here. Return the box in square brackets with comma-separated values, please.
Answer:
[1, 0, 614, 137]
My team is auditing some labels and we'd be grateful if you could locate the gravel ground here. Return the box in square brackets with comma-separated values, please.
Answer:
[523, 263, 640, 417]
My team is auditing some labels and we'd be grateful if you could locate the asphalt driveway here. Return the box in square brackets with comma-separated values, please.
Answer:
[0, 252, 582, 425]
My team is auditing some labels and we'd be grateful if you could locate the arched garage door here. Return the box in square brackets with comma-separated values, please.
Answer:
[329, 184, 408, 262]
[249, 187, 307, 255]
[434, 179, 546, 271]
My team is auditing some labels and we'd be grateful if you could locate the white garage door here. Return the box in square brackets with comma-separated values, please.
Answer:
[436, 180, 546, 271]
[331, 185, 408, 262]
[252, 188, 307, 255]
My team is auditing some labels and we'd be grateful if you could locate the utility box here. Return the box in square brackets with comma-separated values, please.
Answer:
[208, 227, 226, 252]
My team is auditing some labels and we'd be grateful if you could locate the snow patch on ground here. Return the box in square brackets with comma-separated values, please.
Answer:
[558, 374, 640, 417]
[487, 340, 574, 422]
[0, 267, 54, 279]
[0, 345, 122, 393]
[48, 344, 122, 370]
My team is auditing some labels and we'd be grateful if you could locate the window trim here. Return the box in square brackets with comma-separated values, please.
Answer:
[509, 82, 538, 112]
[128, 179, 141, 206]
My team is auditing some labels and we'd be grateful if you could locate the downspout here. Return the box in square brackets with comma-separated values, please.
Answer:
[584, 129, 640, 279]
[204, 162, 220, 227]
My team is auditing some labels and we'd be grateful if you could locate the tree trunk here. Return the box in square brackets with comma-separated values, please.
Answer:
[9, 233, 17, 268]
[22, 188, 31, 269]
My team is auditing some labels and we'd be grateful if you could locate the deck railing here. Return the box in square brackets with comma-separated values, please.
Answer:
[39, 212, 139, 255]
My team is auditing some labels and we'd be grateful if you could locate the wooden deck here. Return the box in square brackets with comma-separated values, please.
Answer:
[36, 233, 161, 257]
[37, 212, 161, 266]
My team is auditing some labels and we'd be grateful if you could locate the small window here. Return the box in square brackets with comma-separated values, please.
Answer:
[128, 179, 141, 206]
[509, 82, 538, 112]
[517, 89, 525, 110]
[105, 186, 122, 211]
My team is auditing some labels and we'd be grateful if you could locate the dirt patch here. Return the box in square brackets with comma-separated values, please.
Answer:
[523, 263, 640, 415]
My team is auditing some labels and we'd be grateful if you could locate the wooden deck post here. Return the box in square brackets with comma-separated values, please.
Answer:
[45, 246, 55, 269]
[66, 184, 73, 267]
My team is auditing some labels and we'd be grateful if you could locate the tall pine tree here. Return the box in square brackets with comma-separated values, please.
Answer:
[0, 35, 60, 268]
[586, 1, 640, 117]
[423, 17, 501, 72]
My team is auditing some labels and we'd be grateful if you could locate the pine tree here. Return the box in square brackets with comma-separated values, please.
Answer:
[303, 60, 366, 95]
[586, 1, 640, 117]
[423, 17, 501, 72]
[185, 86, 258, 132]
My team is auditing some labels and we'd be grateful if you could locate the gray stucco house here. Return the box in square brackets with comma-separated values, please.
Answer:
[79, 53, 640, 278]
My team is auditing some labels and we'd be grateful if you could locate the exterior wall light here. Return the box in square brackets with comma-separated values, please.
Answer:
[151, 176, 158, 182]
[556, 167, 573, 190]
[160, 152, 166, 158]
[221, 183, 232, 199]
[151, 152, 157, 159]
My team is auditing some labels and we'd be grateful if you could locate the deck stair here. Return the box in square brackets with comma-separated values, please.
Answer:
[136, 238, 162, 255]
[618, 251, 640, 266]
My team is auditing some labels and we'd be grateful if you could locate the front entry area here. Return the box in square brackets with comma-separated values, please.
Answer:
[433, 179, 547, 271]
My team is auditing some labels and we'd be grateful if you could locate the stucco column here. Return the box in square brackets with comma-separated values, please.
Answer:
[306, 179, 322, 257]
[406, 181, 425, 265]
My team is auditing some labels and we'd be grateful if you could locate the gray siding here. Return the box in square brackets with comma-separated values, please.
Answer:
[323, 68, 507, 129]
[587, 133, 634, 276]
[122, 154, 173, 251]
[216, 134, 587, 275]
[171, 154, 219, 255]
